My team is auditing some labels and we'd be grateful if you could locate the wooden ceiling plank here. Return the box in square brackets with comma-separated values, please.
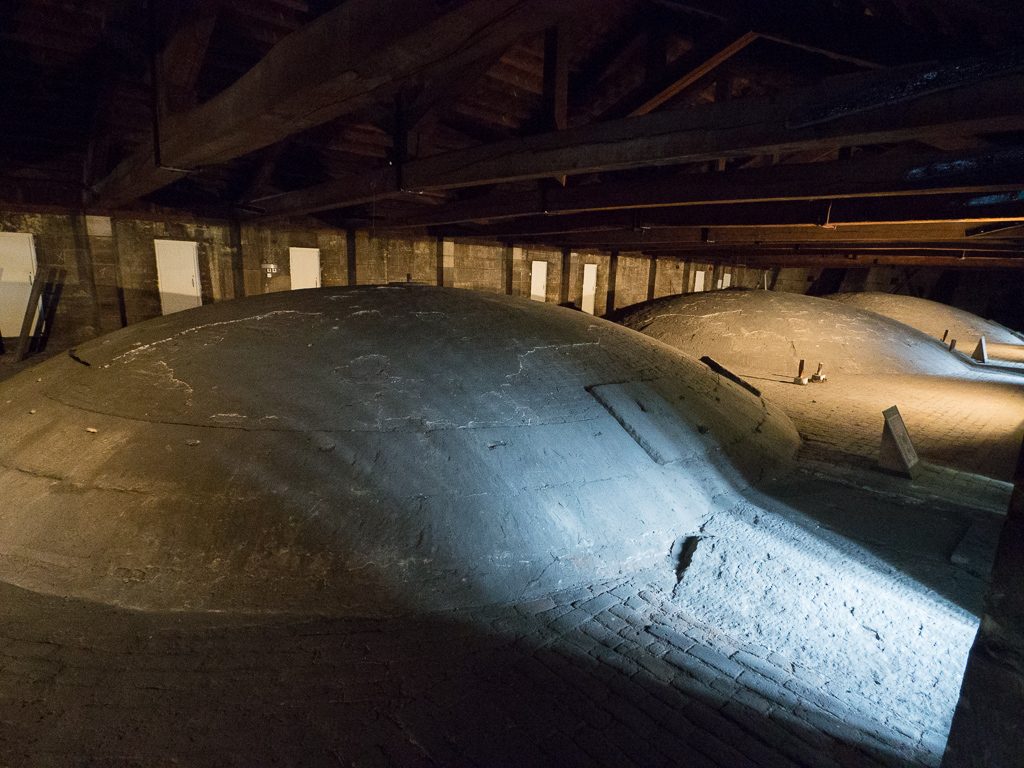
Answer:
[90, 0, 583, 206]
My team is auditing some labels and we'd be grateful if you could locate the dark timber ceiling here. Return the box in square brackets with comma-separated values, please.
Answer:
[1, 0, 1022, 267]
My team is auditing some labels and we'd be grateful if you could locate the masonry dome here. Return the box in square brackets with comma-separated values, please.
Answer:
[613, 289, 967, 377]
[828, 291, 1021, 350]
[0, 286, 798, 615]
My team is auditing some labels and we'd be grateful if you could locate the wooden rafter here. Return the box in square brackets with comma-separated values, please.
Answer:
[159, 0, 224, 115]
[90, 0, 584, 206]
[624, 29, 758, 118]
[254, 57, 1024, 219]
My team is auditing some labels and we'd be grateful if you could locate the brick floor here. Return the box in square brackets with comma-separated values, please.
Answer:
[0, 566, 949, 768]
[754, 371, 1024, 484]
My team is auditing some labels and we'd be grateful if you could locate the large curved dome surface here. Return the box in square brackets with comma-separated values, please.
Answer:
[829, 292, 1022, 349]
[613, 290, 968, 377]
[0, 286, 798, 615]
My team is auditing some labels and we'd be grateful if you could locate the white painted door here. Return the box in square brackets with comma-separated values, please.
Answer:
[289, 247, 321, 289]
[530, 260, 548, 302]
[0, 233, 38, 337]
[581, 263, 598, 315]
[154, 240, 202, 315]
[693, 270, 705, 292]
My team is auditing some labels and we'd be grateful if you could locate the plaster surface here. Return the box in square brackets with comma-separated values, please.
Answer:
[613, 289, 968, 377]
[0, 285, 798, 615]
[829, 291, 1023, 350]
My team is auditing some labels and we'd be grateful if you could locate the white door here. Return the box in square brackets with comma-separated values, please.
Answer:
[154, 240, 202, 315]
[530, 260, 548, 302]
[693, 270, 705, 292]
[289, 247, 321, 289]
[0, 233, 38, 337]
[581, 263, 598, 315]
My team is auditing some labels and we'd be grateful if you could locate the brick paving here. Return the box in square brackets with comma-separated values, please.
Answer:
[1, 566, 947, 768]
[754, 371, 1024, 484]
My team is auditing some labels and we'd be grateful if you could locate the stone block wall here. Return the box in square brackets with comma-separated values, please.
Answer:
[4, 208, 1012, 359]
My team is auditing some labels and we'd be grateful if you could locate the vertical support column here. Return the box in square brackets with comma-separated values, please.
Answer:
[229, 220, 245, 301]
[435, 236, 445, 287]
[559, 247, 571, 305]
[606, 251, 618, 313]
[345, 229, 357, 286]
[646, 256, 657, 302]
[712, 73, 734, 172]
[543, 25, 571, 133]
[542, 23, 572, 186]
[943, 434, 1024, 766]
[70, 214, 102, 339]
[504, 243, 515, 296]
[711, 263, 724, 290]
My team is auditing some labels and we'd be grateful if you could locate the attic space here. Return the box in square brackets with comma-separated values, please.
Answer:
[1, 1, 1023, 766]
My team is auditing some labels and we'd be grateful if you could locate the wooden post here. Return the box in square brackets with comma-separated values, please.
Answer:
[647, 256, 658, 302]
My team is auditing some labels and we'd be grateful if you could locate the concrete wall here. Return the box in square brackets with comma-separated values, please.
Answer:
[3, 209, 1015, 357]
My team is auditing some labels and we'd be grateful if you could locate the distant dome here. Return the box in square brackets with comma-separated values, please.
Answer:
[0, 286, 798, 615]
[613, 290, 967, 377]
[828, 292, 1022, 350]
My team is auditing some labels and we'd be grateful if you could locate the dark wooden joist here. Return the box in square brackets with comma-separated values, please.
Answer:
[645, 249, 1024, 269]
[384, 146, 1024, 228]
[505, 226, 1024, 251]
[91, 0, 582, 205]
[543, 24, 572, 132]
[450, 192, 1024, 239]
[159, 0, 224, 115]
[257, 56, 1024, 219]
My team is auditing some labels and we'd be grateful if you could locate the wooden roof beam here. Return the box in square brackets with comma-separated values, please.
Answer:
[90, 0, 582, 206]
[159, 0, 224, 115]
[449, 192, 1024, 238]
[382, 145, 1024, 228]
[644, 250, 1024, 269]
[254, 53, 1024, 219]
